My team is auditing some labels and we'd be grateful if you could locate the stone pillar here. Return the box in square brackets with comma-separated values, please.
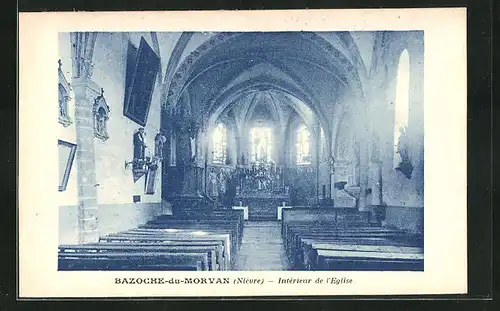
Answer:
[71, 32, 100, 244]
[370, 161, 383, 206]
[329, 157, 334, 199]
[72, 77, 101, 244]
[195, 129, 205, 194]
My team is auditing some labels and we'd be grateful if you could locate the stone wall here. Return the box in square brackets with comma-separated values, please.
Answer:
[59, 203, 163, 244]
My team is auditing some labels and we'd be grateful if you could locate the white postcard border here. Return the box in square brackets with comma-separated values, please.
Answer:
[18, 8, 467, 297]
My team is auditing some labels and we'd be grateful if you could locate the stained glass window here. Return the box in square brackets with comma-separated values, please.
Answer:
[250, 127, 272, 164]
[296, 124, 311, 165]
[212, 123, 227, 164]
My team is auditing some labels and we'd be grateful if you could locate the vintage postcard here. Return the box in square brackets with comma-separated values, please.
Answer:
[18, 8, 467, 298]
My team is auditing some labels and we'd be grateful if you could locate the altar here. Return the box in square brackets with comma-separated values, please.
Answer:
[231, 162, 291, 220]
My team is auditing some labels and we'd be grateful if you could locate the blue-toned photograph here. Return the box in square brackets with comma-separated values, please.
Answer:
[57, 31, 424, 271]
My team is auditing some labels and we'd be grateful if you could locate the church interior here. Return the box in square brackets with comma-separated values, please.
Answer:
[58, 31, 424, 271]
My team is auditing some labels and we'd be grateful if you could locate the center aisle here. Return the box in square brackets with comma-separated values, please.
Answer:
[234, 221, 291, 271]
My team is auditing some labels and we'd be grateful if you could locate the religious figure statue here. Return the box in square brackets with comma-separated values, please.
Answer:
[189, 136, 196, 160]
[395, 127, 413, 179]
[329, 155, 335, 174]
[96, 112, 105, 134]
[351, 141, 360, 186]
[208, 168, 218, 198]
[154, 132, 167, 160]
[219, 171, 227, 198]
[58, 89, 69, 118]
[133, 128, 147, 166]
[92, 88, 110, 141]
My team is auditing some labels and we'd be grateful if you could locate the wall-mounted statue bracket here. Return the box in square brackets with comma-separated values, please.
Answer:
[58, 60, 73, 127]
[93, 88, 110, 141]
[395, 127, 413, 179]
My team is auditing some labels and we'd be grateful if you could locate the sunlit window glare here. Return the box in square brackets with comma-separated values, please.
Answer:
[393, 49, 410, 167]
[212, 123, 227, 164]
[250, 127, 273, 164]
[296, 124, 311, 165]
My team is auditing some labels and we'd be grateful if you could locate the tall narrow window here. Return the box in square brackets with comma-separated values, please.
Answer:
[250, 127, 272, 164]
[393, 49, 410, 168]
[212, 123, 227, 164]
[296, 124, 311, 165]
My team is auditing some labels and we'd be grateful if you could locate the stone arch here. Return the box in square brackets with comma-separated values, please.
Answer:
[164, 31, 365, 114]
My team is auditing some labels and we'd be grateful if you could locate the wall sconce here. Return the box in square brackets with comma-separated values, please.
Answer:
[125, 156, 160, 183]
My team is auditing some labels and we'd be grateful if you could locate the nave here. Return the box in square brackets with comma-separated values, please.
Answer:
[58, 206, 423, 271]
[234, 221, 290, 271]
[57, 31, 425, 272]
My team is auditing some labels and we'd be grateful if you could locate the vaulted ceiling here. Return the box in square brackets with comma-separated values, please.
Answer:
[159, 31, 373, 135]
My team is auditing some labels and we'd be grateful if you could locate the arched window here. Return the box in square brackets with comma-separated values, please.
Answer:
[212, 123, 227, 164]
[250, 127, 272, 164]
[393, 49, 410, 168]
[296, 124, 311, 165]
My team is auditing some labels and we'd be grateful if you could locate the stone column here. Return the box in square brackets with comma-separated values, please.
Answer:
[370, 161, 383, 206]
[71, 32, 100, 244]
[195, 129, 205, 194]
[72, 77, 101, 244]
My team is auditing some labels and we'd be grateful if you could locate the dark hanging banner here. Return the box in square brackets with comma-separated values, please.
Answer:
[123, 37, 160, 127]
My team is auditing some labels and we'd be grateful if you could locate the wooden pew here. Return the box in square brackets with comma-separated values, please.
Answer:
[59, 243, 219, 271]
[142, 220, 241, 252]
[93, 240, 227, 270]
[283, 221, 423, 270]
[120, 227, 236, 261]
[100, 232, 233, 269]
[284, 225, 412, 261]
[302, 242, 423, 271]
[58, 251, 209, 271]
[314, 249, 423, 271]
[152, 212, 244, 245]
[128, 227, 238, 267]
[58, 208, 243, 271]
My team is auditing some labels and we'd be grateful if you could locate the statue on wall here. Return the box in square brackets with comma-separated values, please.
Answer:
[190, 136, 196, 160]
[208, 167, 218, 198]
[154, 131, 167, 160]
[133, 128, 147, 167]
[395, 127, 413, 179]
[92, 88, 110, 141]
[218, 169, 227, 198]
[348, 140, 360, 186]
[329, 155, 335, 174]
[58, 59, 73, 128]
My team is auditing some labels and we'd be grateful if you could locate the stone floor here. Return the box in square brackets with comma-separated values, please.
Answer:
[234, 221, 290, 271]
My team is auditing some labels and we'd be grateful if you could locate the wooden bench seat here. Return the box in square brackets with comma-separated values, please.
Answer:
[100, 232, 233, 268]
[155, 210, 244, 240]
[283, 223, 423, 270]
[58, 251, 209, 271]
[285, 230, 414, 261]
[316, 257, 423, 271]
[59, 243, 220, 271]
[94, 240, 227, 270]
[146, 217, 242, 234]
[141, 222, 241, 250]
[113, 229, 235, 261]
